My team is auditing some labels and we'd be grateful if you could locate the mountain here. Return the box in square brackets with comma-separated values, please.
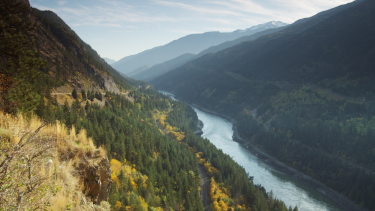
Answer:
[152, 0, 369, 96]
[133, 1, 368, 82]
[127, 65, 150, 77]
[135, 6, 368, 83]
[32, 8, 133, 92]
[151, 0, 375, 210]
[0, 1, 126, 209]
[131, 53, 196, 81]
[103, 57, 117, 64]
[112, 21, 288, 74]
[130, 27, 285, 82]
[130, 23, 290, 82]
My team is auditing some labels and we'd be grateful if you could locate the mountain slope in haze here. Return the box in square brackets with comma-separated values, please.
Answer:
[127, 65, 150, 77]
[131, 25, 288, 82]
[132, 1, 361, 83]
[131, 53, 196, 81]
[112, 21, 287, 74]
[130, 27, 286, 82]
[103, 57, 117, 64]
[151, 0, 375, 210]
[152, 0, 369, 97]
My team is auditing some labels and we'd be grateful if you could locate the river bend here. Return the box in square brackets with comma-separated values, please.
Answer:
[161, 91, 343, 211]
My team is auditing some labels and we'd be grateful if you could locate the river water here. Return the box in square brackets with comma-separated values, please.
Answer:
[161, 91, 343, 211]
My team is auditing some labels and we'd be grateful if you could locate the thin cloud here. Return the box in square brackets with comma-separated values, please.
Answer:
[153, 0, 243, 16]
[206, 0, 354, 25]
[57, 1, 67, 6]
[209, 0, 274, 16]
[33, 1, 178, 28]
[166, 29, 203, 34]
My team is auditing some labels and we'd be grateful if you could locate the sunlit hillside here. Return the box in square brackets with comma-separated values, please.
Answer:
[0, 111, 111, 210]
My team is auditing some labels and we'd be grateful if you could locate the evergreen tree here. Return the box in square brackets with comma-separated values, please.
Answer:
[72, 88, 77, 99]
[81, 89, 86, 99]
[95, 91, 102, 101]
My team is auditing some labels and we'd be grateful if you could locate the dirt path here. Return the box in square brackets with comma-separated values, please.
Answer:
[51, 92, 71, 95]
[198, 165, 210, 211]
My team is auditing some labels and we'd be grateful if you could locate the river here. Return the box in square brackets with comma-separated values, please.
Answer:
[161, 91, 343, 211]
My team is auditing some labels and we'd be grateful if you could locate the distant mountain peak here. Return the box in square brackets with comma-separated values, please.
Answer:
[103, 57, 117, 65]
[235, 21, 288, 34]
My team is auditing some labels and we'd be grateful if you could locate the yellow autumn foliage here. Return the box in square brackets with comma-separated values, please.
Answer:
[0, 111, 109, 210]
[110, 159, 148, 191]
[209, 177, 244, 211]
[115, 201, 122, 211]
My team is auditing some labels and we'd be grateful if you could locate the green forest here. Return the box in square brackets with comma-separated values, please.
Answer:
[155, 78, 375, 210]
[151, 1, 375, 210]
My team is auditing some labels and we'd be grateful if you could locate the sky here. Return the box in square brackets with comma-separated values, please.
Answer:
[30, 0, 354, 61]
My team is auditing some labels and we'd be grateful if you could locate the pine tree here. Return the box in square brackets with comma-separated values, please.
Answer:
[81, 89, 86, 99]
[72, 88, 77, 99]
[89, 89, 95, 101]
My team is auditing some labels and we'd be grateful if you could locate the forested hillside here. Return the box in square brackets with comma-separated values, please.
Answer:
[152, 0, 375, 210]
[0, 0, 291, 210]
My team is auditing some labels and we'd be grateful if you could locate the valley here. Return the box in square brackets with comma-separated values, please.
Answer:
[163, 91, 359, 211]
[2, 0, 375, 210]
[151, 0, 375, 210]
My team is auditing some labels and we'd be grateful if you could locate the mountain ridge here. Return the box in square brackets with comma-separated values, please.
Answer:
[112, 21, 288, 75]
[103, 57, 117, 64]
[132, 0, 364, 83]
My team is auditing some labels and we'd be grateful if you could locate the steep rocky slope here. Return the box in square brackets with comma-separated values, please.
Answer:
[0, 111, 112, 210]
[31, 8, 126, 93]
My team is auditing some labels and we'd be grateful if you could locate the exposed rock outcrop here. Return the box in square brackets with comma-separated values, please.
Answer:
[194, 120, 204, 136]
[102, 74, 120, 94]
[84, 157, 112, 204]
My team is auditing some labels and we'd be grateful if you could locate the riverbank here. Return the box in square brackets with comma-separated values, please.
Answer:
[194, 120, 204, 136]
[189, 104, 365, 211]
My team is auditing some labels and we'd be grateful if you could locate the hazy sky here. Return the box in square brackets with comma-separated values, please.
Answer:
[30, 0, 354, 61]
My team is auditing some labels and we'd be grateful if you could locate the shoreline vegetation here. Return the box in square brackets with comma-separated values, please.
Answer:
[169, 93, 365, 211]
[162, 92, 292, 210]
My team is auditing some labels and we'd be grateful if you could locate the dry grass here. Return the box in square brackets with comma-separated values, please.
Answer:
[0, 111, 109, 210]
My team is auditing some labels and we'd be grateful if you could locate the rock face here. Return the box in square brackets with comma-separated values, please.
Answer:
[102, 74, 120, 94]
[83, 158, 112, 204]
[194, 120, 204, 136]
